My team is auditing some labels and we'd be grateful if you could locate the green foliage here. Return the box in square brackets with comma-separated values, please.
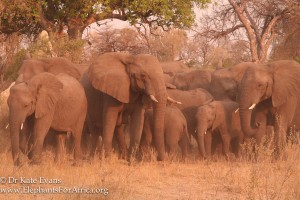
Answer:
[52, 37, 85, 64]
[3, 49, 27, 81]
[0, 0, 210, 38]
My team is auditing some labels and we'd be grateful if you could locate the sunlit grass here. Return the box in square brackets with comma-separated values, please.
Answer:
[0, 126, 299, 200]
[0, 97, 299, 199]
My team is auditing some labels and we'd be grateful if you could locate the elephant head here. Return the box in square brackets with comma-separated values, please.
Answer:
[16, 57, 80, 83]
[210, 62, 256, 101]
[8, 73, 63, 165]
[238, 60, 300, 137]
[195, 101, 224, 157]
[88, 52, 167, 160]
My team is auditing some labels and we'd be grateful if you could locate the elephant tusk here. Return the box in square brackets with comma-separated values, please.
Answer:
[235, 108, 239, 113]
[167, 96, 182, 105]
[150, 95, 159, 103]
[5, 123, 9, 129]
[20, 123, 23, 130]
[249, 104, 256, 110]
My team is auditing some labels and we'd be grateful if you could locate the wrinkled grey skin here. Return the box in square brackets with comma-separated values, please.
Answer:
[195, 100, 244, 160]
[8, 73, 87, 165]
[140, 106, 190, 159]
[238, 60, 300, 158]
[84, 52, 167, 161]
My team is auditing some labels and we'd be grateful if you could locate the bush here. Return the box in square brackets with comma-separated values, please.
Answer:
[3, 49, 27, 81]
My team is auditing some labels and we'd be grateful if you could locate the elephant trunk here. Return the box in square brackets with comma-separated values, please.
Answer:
[196, 126, 207, 158]
[152, 78, 167, 161]
[239, 108, 256, 137]
[238, 81, 257, 137]
[9, 115, 22, 166]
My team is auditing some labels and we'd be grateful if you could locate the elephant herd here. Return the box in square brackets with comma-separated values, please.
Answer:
[5, 53, 300, 166]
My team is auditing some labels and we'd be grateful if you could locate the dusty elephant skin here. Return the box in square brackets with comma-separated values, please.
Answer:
[209, 62, 256, 101]
[168, 69, 212, 91]
[140, 106, 190, 160]
[238, 60, 300, 158]
[84, 52, 167, 161]
[195, 100, 244, 160]
[7, 72, 87, 166]
[16, 57, 81, 82]
[160, 61, 189, 77]
[167, 88, 214, 140]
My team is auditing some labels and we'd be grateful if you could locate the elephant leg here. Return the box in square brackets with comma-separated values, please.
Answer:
[178, 135, 188, 160]
[236, 134, 244, 159]
[72, 115, 85, 163]
[81, 123, 90, 159]
[129, 103, 145, 159]
[274, 119, 288, 160]
[221, 134, 231, 161]
[273, 99, 296, 160]
[115, 124, 127, 160]
[168, 145, 177, 158]
[90, 129, 100, 159]
[204, 131, 212, 157]
[140, 124, 152, 161]
[55, 133, 66, 164]
[102, 97, 123, 158]
[30, 115, 53, 164]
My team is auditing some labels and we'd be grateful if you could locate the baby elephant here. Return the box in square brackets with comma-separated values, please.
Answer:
[195, 100, 243, 160]
[140, 106, 189, 160]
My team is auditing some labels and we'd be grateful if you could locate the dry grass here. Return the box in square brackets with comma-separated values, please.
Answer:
[0, 95, 299, 200]
[0, 126, 299, 200]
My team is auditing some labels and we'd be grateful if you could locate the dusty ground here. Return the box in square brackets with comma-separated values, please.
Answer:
[0, 128, 299, 200]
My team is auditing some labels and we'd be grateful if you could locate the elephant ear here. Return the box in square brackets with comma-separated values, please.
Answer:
[272, 60, 300, 107]
[88, 53, 132, 103]
[211, 102, 225, 131]
[29, 73, 63, 118]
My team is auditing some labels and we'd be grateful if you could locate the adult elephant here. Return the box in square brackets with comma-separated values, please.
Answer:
[169, 69, 212, 91]
[210, 62, 256, 100]
[16, 57, 81, 82]
[238, 60, 300, 158]
[86, 52, 167, 161]
[7, 73, 87, 165]
[161, 61, 190, 77]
